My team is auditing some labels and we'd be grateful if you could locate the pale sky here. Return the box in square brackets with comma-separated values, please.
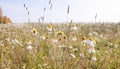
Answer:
[0, 0, 120, 23]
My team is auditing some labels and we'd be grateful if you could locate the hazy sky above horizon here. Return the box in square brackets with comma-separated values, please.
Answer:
[0, 0, 120, 23]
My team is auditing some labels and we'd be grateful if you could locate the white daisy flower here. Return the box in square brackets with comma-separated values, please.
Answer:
[114, 45, 118, 48]
[46, 27, 52, 31]
[40, 36, 46, 40]
[5, 38, 10, 42]
[84, 39, 95, 47]
[80, 53, 85, 58]
[52, 39, 58, 43]
[92, 32, 98, 36]
[71, 26, 77, 31]
[88, 33, 93, 36]
[88, 48, 96, 53]
[46, 24, 52, 32]
[100, 35, 103, 38]
[68, 46, 73, 49]
[31, 28, 38, 34]
[58, 45, 65, 48]
[108, 42, 113, 46]
[26, 45, 33, 50]
[72, 37, 77, 41]
[0, 44, 4, 47]
[91, 56, 97, 61]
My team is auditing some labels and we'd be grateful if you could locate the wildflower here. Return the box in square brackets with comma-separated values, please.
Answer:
[82, 36, 86, 41]
[68, 46, 73, 49]
[57, 31, 64, 36]
[58, 44, 66, 48]
[89, 37, 94, 41]
[92, 32, 98, 36]
[63, 35, 67, 39]
[58, 38, 62, 41]
[91, 56, 97, 61]
[32, 28, 37, 34]
[26, 45, 33, 50]
[46, 24, 52, 31]
[45, 35, 49, 39]
[88, 48, 96, 53]
[38, 64, 41, 67]
[48, 31, 52, 34]
[100, 35, 103, 38]
[104, 29, 111, 33]
[52, 39, 57, 43]
[80, 53, 85, 58]
[105, 51, 109, 53]
[88, 33, 93, 37]
[48, 24, 52, 29]
[40, 35, 46, 40]
[71, 24, 76, 27]
[72, 36, 77, 41]
[5, 38, 10, 42]
[22, 64, 26, 69]
[108, 42, 113, 46]
[0, 44, 3, 47]
[70, 53, 76, 58]
[84, 39, 95, 47]
[71, 24, 77, 31]
[114, 45, 118, 48]
[58, 45, 65, 48]
[58, 45, 63, 48]
[26, 40, 32, 45]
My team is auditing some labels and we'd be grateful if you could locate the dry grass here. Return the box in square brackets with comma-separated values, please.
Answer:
[0, 23, 120, 69]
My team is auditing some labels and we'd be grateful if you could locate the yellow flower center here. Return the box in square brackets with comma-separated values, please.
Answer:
[48, 24, 52, 29]
[71, 24, 76, 27]
[33, 28, 37, 33]
[82, 36, 86, 40]
[89, 37, 94, 41]
[58, 31, 63, 35]
[63, 36, 67, 39]
[45, 35, 49, 39]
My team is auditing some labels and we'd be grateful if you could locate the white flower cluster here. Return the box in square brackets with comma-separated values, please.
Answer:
[83, 37, 97, 61]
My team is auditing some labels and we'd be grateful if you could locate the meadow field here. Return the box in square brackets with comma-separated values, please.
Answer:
[0, 23, 120, 69]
